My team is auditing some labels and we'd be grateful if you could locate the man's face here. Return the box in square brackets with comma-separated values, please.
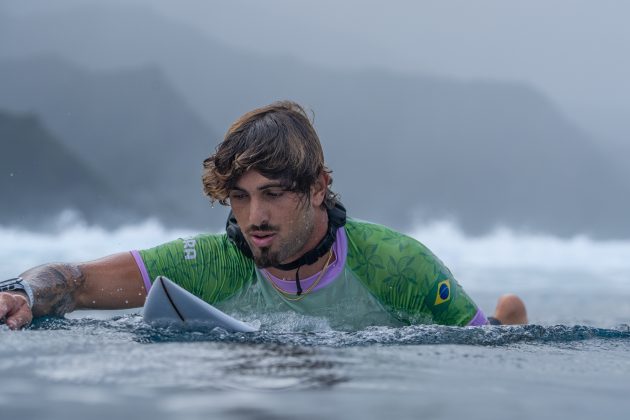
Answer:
[228, 170, 318, 267]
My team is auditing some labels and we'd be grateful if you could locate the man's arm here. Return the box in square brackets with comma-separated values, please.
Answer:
[0, 252, 146, 330]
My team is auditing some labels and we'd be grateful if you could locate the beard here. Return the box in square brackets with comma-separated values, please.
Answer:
[249, 210, 316, 268]
[252, 247, 279, 268]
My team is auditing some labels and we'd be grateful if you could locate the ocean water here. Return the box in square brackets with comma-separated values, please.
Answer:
[1, 216, 629, 419]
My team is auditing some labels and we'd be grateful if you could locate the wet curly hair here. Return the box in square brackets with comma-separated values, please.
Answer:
[202, 100, 338, 208]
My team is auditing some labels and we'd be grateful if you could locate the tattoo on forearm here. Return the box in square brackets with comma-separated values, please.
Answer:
[19, 263, 86, 317]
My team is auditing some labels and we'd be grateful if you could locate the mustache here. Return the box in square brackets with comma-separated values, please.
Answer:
[245, 223, 279, 234]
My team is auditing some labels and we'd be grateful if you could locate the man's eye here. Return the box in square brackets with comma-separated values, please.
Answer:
[266, 191, 284, 198]
[230, 192, 247, 200]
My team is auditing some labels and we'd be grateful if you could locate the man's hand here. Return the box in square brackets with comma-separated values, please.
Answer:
[0, 292, 33, 330]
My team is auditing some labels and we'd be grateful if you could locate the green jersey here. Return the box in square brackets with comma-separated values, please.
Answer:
[132, 219, 487, 330]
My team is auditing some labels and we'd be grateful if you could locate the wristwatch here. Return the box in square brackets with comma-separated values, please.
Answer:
[0, 277, 34, 308]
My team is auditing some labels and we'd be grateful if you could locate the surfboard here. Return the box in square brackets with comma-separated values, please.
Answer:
[142, 275, 258, 332]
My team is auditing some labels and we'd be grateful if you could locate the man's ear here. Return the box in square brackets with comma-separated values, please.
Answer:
[311, 172, 329, 207]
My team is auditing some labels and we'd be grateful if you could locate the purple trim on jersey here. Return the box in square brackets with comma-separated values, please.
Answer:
[261, 227, 348, 294]
[467, 308, 489, 326]
[131, 250, 152, 293]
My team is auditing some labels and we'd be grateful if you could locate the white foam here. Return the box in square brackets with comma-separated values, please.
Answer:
[2, 216, 629, 292]
[411, 221, 630, 271]
[0, 215, 197, 279]
[409, 221, 630, 291]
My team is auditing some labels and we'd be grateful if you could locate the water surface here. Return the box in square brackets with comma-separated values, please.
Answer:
[1, 311, 629, 420]
[1, 220, 629, 419]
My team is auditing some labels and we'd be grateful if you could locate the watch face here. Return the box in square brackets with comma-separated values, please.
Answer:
[0, 277, 24, 292]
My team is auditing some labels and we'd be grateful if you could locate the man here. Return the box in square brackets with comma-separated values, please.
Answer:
[0, 101, 527, 330]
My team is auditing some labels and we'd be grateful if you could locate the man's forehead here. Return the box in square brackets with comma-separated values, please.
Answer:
[232, 170, 288, 191]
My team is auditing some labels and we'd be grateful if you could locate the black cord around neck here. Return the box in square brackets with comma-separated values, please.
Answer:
[226, 202, 346, 295]
[294, 266, 303, 295]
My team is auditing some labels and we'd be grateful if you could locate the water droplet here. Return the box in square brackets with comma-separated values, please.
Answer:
[125, 300, 129, 304]
[92, 300, 96, 304]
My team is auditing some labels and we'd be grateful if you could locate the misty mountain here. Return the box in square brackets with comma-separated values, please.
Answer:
[1, 4, 629, 237]
[0, 111, 138, 227]
[0, 56, 228, 230]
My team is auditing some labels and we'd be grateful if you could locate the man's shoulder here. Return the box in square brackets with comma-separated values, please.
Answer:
[342, 218, 481, 327]
[344, 217, 445, 273]
[345, 218, 422, 250]
[139, 231, 249, 262]
[345, 217, 397, 235]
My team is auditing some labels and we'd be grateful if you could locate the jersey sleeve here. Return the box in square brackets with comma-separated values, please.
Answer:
[135, 233, 255, 305]
[345, 219, 480, 326]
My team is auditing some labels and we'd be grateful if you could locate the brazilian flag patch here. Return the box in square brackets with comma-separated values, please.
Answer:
[434, 279, 451, 305]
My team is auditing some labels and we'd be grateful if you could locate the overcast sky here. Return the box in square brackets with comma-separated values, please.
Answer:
[2, 0, 629, 236]
[139, 0, 630, 148]
[4, 0, 629, 149]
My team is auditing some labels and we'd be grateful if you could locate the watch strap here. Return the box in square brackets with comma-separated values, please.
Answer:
[0, 277, 34, 308]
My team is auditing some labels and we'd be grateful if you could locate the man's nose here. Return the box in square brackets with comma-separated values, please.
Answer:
[248, 197, 270, 227]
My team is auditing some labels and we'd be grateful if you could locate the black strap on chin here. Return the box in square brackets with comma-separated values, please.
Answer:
[226, 202, 346, 295]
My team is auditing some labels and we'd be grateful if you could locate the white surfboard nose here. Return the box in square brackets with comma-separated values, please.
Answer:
[143, 276, 258, 332]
